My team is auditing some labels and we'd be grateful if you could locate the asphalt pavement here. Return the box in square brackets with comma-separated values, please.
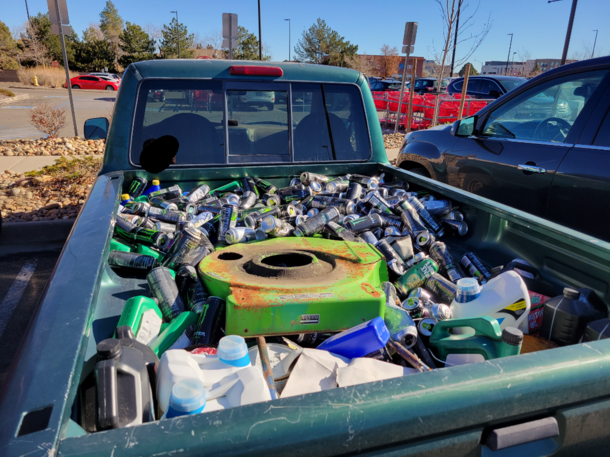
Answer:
[0, 84, 115, 140]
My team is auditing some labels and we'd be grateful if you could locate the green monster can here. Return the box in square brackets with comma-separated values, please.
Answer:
[394, 258, 439, 296]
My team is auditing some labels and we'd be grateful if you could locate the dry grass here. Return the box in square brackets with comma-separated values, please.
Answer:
[0, 89, 15, 97]
[29, 104, 67, 138]
[17, 67, 79, 88]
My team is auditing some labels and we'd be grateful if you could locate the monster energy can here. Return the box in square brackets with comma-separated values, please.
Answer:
[218, 205, 238, 241]
[147, 266, 186, 322]
[126, 177, 147, 199]
[108, 251, 157, 271]
[185, 184, 210, 203]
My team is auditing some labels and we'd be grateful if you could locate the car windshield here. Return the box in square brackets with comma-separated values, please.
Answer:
[130, 80, 371, 166]
[498, 78, 527, 92]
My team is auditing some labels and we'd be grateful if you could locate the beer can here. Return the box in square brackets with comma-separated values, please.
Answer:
[185, 184, 210, 203]
[127, 177, 148, 199]
[147, 266, 185, 322]
[225, 227, 257, 244]
[394, 258, 439, 296]
[108, 251, 156, 271]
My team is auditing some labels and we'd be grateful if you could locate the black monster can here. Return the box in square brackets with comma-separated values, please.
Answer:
[108, 251, 157, 271]
[147, 266, 186, 322]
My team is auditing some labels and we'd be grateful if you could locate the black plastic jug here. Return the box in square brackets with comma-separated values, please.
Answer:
[540, 287, 608, 346]
[583, 318, 610, 342]
[95, 338, 154, 430]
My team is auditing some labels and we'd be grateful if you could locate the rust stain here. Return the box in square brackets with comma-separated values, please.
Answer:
[361, 282, 381, 297]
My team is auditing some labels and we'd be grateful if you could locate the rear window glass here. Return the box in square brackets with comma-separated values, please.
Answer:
[130, 80, 371, 166]
[498, 78, 527, 92]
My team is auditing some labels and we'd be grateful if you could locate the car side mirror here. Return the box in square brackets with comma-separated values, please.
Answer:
[84, 117, 109, 140]
[451, 115, 477, 137]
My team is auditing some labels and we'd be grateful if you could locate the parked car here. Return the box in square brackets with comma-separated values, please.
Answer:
[411, 77, 449, 94]
[235, 90, 276, 110]
[369, 79, 402, 92]
[88, 72, 121, 81]
[396, 56, 610, 241]
[65, 75, 120, 91]
[447, 75, 527, 99]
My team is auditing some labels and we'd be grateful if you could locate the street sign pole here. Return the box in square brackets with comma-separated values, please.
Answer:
[394, 48, 411, 134]
[223, 13, 238, 59]
[394, 22, 417, 134]
[53, 0, 78, 137]
[229, 14, 233, 60]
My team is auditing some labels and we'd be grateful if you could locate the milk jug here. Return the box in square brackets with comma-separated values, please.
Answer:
[450, 272, 531, 333]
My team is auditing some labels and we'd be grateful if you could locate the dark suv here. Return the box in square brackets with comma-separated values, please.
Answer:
[369, 79, 402, 92]
[396, 56, 610, 241]
[447, 76, 526, 99]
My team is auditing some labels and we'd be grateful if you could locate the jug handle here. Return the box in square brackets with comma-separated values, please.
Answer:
[96, 359, 119, 430]
[503, 261, 541, 279]
[429, 316, 503, 344]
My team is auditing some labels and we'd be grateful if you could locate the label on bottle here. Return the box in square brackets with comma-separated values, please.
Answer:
[498, 298, 527, 320]
[137, 309, 163, 346]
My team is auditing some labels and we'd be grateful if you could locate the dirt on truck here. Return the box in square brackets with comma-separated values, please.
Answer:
[1, 60, 609, 457]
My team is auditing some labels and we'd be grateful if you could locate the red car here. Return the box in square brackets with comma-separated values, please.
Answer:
[64, 75, 120, 91]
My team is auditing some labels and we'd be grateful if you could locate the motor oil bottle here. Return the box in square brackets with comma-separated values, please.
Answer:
[540, 287, 608, 346]
[429, 316, 523, 361]
[450, 272, 531, 333]
[583, 317, 610, 342]
[149, 310, 199, 357]
[116, 296, 164, 346]
[143, 179, 162, 196]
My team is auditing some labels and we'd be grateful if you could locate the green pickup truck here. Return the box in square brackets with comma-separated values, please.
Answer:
[1, 60, 609, 457]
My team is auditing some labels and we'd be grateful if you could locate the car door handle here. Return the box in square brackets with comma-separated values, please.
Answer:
[518, 164, 546, 174]
[486, 417, 559, 451]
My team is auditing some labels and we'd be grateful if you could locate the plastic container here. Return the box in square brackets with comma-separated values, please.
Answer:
[116, 296, 164, 346]
[539, 287, 608, 346]
[149, 311, 199, 357]
[454, 278, 481, 303]
[143, 180, 161, 196]
[450, 271, 531, 333]
[120, 194, 133, 205]
[163, 379, 207, 419]
[218, 335, 250, 367]
[110, 238, 133, 252]
[316, 317, 390, 359]
[583, 318, 610, 342]
[383, 302, 418, 348]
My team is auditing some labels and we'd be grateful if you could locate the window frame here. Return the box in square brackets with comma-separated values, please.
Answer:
[128, 78, 373, 168]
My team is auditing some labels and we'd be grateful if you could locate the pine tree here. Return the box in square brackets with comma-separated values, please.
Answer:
[119, 22, 155, 67]
[74, 26, 116, 72]
[0, 20, 19, 69]
[232, 26, 270, 60]
[458, 63, 479, 77]
[294, 18, 357, 67]
[99, 1, 124, 65]
[25, 13, 77, 68]
[160, 18, 194, 59]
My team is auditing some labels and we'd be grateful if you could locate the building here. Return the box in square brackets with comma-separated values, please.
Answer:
[481, 60, 525, 76]
[524, 58, 578, 75]
[356, 55, 424, 78]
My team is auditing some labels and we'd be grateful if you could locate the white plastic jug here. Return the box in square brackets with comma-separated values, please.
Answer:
[450, 271, 531, 333]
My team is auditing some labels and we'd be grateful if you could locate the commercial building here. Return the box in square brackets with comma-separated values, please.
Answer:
[481, 60, 525, 76]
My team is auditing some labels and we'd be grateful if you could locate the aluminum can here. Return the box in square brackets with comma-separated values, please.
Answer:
[253, 177, 277, 195]
[424, 273, 458, 304]
[461, 252, 491, 283]
[244, 207, 279, 228]
[162, 226, 207, 270]
[349, 174, 379, 190]
[321, 221, 361, 243]
[345, 213, 384, 233]
[345, 182, 363, 201]
[192, 296, 226, 347]
[239, 191, 257, 210]
[225, 227, 258, 245]
[185, 184, 210, 203]
[360, 230, 379, 245]
[147, 266, 185, 321]
[108, 251, 156, 271]
[126, 177, 147, 198]
[362, 191, 393, 214]
[429, 241, 463, 283]
[422, 303, 453, 321]
[243, 177, 260, 197]
[443, 220, 469, 236]
[294, 207, 340, 237]
[300, 172, 330, 185]
[260, 216, 294, 237]
[325, 177, 350, 193]
[394, 258, 439, 296]
[408, 196, 444, 236]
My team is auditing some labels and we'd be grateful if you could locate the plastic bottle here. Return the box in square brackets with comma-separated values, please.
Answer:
[539, 287, 608, 346]
[110, 238, 133, 252]
[583, 318, 610, 342]
[143, 179, 162, 197]
[120, 194, 133, 206]
[316, 317, 390, 359]
[450, 271, 531, 333]
[162, 378, 207, 419]
[149, 310, 199, 357]
[116, 296, 164, 345]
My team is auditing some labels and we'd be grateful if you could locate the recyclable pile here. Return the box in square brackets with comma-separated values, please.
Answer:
[79, 171, 610, 431]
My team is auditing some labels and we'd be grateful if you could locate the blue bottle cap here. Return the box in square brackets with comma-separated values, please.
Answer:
[166, 378, 206, 419]
[218, 335, 251, 367]
[455, 277, 481, 303]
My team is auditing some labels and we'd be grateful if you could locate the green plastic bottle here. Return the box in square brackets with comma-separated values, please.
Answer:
[136, 244, 165, 262]
[211, 181, 241, 196]
[134, 195, 149, 203]
[149, 310, 199, 357]
[116, 296, 164, 345]
[110, 238, 133, 253]
[428, 316, 523, 360]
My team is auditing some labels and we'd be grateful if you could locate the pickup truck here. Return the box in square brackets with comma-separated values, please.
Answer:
[1, 60, 609, 457]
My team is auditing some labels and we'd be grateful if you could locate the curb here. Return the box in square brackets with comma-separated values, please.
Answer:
[0, 93, 30, 106]
[0, 220, 74, 255]
[7, 85, 111, 94]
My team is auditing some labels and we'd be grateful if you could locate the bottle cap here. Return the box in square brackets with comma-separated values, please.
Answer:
[121, 194, 131, 201]
[152, 180, 160, 185]
[455, 277, 481, 303]
[97, 338, 122, 360]
[502, 327, 524, 346]
[563, 287, 580, 299]
[218, 335, 251, 367]
[166, 378, 206, 419]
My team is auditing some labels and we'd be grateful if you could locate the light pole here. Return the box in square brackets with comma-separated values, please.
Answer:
[284, 19, 291, 61]
[170, 11, 180, 59]
[505, 33, 513, 75]
[511, 51, 516, 75]
[549, 0, 578, 65]
[592, 29, 599, 58]
[258, 0, 262, 60]
[449, 0, 463, 77]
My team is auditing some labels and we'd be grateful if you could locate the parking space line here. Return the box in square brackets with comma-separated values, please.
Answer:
[0, 260, 38, 340]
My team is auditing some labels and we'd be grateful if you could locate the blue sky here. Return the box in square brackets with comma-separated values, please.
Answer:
[5, 0, 609, 71]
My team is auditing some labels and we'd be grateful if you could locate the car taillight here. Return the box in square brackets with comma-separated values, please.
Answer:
[229, 65, 283, 76]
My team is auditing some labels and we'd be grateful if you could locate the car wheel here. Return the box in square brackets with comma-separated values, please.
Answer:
[72, 85, 81, 89]
[105, 86, 115, 91]
[463, 172, 492, 195]
[267, 103, 274, 111]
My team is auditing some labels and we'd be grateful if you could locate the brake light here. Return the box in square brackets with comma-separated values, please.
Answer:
[229, 65, 283, 77]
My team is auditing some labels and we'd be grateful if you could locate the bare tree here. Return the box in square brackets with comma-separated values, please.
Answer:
[346, 54, 376, 76]
[379, 44, 400, 78]
[20, 21, 51, 67]
[83, 23, 105, 41]
[200, 30, 227, 58]
[143, 23, 162, 53]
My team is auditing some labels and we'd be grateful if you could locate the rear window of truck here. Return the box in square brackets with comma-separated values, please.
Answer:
[130, 80, 372, 166]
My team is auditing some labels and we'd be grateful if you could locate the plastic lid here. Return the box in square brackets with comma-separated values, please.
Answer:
[167, 379, 206, 416]
[563, 287, 580, 300]
[502, 327, 524, 346]
[97, 338, 122, 360]
[455, 277, 481, 304]
[121, 194, 131, 201]
[218, 335, 251, 367]
[152, 180, 160, 185]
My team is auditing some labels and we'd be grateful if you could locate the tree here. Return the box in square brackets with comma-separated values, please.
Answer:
[160, 18, 194, 59]
[458, 62, 478, 77]
[83, 23, 104, 42]
[379, 45, 400, 77]
[0, 20, 19, 69]
[99, 1, 124, 65]
[73, 27, 116, 72]
[119, 22, 155, 67]
[232, 26, 270, 60]
[20, 13, 77, 68]
[294, 18, 358, 67]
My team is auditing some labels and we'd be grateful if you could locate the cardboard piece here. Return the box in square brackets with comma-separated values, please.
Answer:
[281, 349, 349, 398]
[336, 358, 417, 387]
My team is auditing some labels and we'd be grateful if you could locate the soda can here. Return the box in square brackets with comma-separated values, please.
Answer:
[225, 227, 257, 244]
[244, 207, 279, 228]
[429, 241, 463, 283]
[239, 191, 257, 210]
[443, 220, 469, 236]
[154, 221, 177, 233]
[362, 191, 393, 214]
[147, 266, 186, 322]
[442, 210, 464, 222]
[185, 184, 210, 203]
[300, 172, 330, 185]
[345, 182, 363, 201]
[264, 194, 281, 206]
[423, 198, 453, 216]
[260, 216, 294, 237]
[349, 174, 379, 190]
[418, 318, 438, 338]
[325, 177, 350, 193]
[345, 213, 384, 233]
[294, 207, 340, 237]
[322, 221, 361, 243]
[422, 303, 452, 321]
[253, 177, 277, 195]
[243, 177, 260, 197]
[127, 177, 148, 199]
[108, 251, 157, 271]
[191, 296, 226, 347]
[162, 226, 208, 270]
[424, 273, 458, 304]
[408, 196, 444, 237]
[360, 230, 379, 245]
[218, 205, 238, 242]
[394, 258, 439, 296]
[462, 252, 491, 283]
[384, 226, 402, 237]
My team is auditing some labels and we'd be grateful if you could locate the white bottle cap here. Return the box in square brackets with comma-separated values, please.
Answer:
[455, 277, 482, 303]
